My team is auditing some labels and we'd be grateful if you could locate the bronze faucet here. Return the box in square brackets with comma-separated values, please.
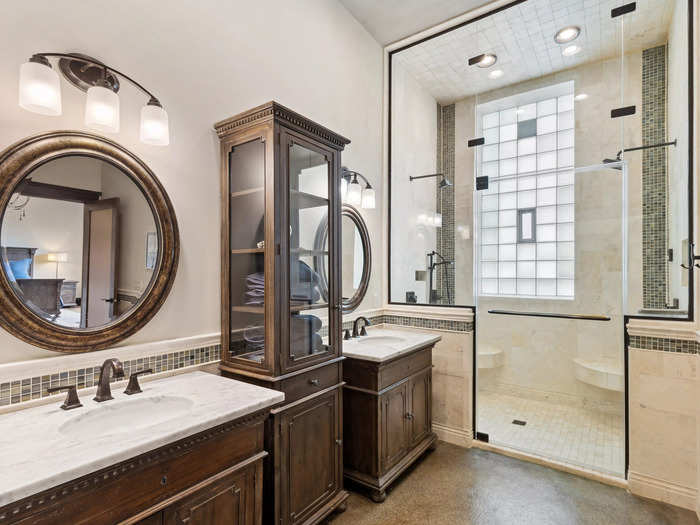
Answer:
[94, 358, 125, 402]
[352, 316, 371, 338]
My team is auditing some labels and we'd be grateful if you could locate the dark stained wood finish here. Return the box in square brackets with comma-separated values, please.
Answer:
[279, 361, 341, 405]
[0, 131, 179, 353]
[162, 459, 261, 525]
[14, 278, 63, 314]
[0, 410, 268, 525]
[215, 103, 350, 524]
[343, 343, 438, 503]
[17, 178, 101, 203]
[279, 388, 341, 524]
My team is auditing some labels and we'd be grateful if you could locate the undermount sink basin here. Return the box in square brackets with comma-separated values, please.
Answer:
[59, 395, 194, 438]
[356, 335, 406, 345]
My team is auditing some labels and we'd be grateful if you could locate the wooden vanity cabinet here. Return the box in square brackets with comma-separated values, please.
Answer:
[214, 103, 350, 524]
[0, 410, 268, 525]
[343, 344, 437, 503]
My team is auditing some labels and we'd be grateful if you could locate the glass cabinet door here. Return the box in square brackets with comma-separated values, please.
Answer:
[228, 137, 267, 366]
[287, 140, 334, 365]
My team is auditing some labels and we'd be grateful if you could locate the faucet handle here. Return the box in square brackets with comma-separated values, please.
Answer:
[124, 368, 153, 395]
[343, 329, 351, 340]
[47, 384, 83, 410]
[360, 325, 368, 336]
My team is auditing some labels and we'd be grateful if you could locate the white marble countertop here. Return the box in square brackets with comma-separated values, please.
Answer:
[342, 327, 441, 363]
[0, 371, 284, 507]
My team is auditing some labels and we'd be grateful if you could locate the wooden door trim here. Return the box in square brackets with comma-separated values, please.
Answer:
[81, 198, 120, 328]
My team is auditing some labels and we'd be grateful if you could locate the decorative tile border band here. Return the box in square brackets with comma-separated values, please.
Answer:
[628, 335, 698, 355]
[0, 344, 220, 407]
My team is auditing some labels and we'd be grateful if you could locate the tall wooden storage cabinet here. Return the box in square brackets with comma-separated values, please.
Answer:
[214, 102, 350, 524]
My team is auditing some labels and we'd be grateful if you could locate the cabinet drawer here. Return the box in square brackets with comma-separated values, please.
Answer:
[280, 361, 341, 404]
[378, 347, 432, 390]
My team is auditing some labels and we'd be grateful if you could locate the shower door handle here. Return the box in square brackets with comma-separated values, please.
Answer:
[680, 241, 700, 269]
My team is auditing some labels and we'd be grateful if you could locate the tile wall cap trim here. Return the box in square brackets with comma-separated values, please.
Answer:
[382, 304, 474, 321]
[383, 0, 516, 50]
[0, 332, 220, 384]
[626, 319, 697, 340]
[628, 470, 698, 511]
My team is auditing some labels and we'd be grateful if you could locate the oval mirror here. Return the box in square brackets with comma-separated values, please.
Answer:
[0, 131, 179, 352]
[314, 204, 371, 313]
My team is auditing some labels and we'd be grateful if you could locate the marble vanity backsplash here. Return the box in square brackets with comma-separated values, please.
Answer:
[0, 342, 219, 407]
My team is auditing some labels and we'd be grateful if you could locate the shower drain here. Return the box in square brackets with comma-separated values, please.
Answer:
[512, 419, 527, 426]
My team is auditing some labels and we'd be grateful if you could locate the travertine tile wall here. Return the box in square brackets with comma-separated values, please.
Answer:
[628, 346, 698, 510]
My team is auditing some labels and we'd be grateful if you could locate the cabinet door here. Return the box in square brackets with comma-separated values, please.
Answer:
[163, 462, 260, 525]
[379, 381, 409, 473]
[409, 368, 432, 446]
[280, 388, 341, 525]
[281, 129, 341, 374]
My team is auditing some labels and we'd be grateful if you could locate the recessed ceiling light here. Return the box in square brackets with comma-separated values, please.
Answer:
[468, 53, 497, 68]
[574, 93, 588, 101]
[562, 45, 581, 57]
[555, 26, 581, 44]
[488, 69, 504, 79]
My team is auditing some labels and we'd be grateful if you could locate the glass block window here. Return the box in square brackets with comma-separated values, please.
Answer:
[478, 83, 575, 298]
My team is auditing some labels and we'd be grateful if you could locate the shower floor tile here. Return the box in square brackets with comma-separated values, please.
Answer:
[477, 391, 625, 477]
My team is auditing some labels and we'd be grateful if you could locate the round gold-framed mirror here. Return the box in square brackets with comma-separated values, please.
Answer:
[0, 131, 179, 352]
[314, 204, 371, 313]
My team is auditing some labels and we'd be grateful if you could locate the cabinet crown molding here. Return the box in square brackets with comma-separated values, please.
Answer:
[214, 101, 351, 149]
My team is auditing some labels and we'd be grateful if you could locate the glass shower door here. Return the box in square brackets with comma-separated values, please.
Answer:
[475, 161, 627, 478]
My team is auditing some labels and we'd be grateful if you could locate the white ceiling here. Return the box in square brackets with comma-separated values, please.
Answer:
[339, 0, 491, 45]
[392, 0, 675, 104]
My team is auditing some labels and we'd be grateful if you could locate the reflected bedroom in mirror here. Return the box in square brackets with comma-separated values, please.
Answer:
[0, 155, 158, 329]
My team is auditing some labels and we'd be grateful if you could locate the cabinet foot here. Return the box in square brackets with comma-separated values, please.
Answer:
[370, 490, 386, 503]
[428, 441, 437, 451]
[335, 501, 348, 513]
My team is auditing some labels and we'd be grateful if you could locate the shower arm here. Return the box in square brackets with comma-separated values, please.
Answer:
[613, 139, 677, 161]
[409, 173, 444, 181]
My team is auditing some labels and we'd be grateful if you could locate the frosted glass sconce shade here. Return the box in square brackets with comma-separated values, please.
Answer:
[340, 177, 348, 200]
[346, 178, 362, 206]
[85, 85, 120, 133]
[18, 58, 62, 116]
[361, 186, 375, 209]
[140, 100, 169, 146]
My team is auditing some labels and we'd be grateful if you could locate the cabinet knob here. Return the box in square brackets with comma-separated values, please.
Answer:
[335, 439, 343, 446]
[405, 413, 414, 420]
[309, 378, 320, 386]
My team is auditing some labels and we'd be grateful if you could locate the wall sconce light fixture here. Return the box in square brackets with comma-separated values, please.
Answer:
[18, 53, 169, 146]
[341, 167, 375, 209]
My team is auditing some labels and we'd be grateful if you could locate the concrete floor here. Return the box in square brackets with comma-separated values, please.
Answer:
[325, 442, 699, 525]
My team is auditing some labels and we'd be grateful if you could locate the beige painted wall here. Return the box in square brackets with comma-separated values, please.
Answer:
[99, 162, 157, 299]
[0, 0, 383, 364]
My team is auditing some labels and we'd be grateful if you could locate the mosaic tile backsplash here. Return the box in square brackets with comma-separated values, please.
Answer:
[628, 335, 698, 355]
[436, 103, 456, 305]
[641, 45, 669, 310]
[0, 344, 219, 407]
